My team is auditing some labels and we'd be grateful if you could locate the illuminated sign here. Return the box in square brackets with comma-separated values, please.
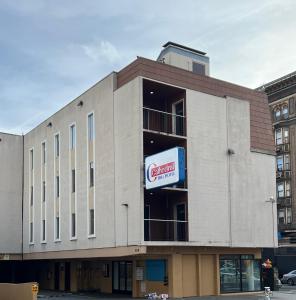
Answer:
[145, 147, 185, 189]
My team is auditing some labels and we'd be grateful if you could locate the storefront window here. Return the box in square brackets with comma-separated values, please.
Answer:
[220, 255, 261, 293]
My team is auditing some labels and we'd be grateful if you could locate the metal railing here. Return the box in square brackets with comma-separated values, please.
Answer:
[143, 107, 186, 136]
[144, 218, 188, 242]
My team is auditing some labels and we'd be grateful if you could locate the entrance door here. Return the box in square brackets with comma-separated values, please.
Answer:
[175, 203, 186, 241]
[112, 261, 132, 294]
[65, 262, 71, 291]
[54, 262, 60, 290]
[172, 99, 184, 135]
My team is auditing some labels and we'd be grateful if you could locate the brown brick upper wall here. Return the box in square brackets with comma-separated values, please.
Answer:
[117, 57, 275, 154]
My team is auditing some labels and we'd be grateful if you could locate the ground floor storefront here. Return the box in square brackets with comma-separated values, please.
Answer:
[0, 246, 263, 298]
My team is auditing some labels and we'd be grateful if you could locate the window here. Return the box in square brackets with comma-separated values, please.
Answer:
[286, 181, 291, 197]
[89, 209, 94, 235]
[220, 255, 261, 293]
[274, 108, 281, 121]
[71, 213, 76, 238]
[30, 149, 34, 170]
[42, 219, 46, 241]
[275, 129, 282, 145]
[70, 124, 76, 149]
[192, 62, 205, 75]
[282, 105, 289, 119]
[42, 181, 46, 202]
[278, 209, 285, 225]
[90, 162, 94, 187]
[30, 222, 33, 243]
[42, 142, 46, 164]
[284, 154, 290, 170]
[277, 182, 284, 198]
[72, 169, 75, 193]
[277, 156, 283, 171]
[55, 134, 60, 157]
[287, 208, 292, 224]
[88, 113, 94, 141]
[56, 217, 60, 239]
[103, 263, 110, 278]
[30, 186, 33, 206]
[56, 176, 59, 198]
[283, 128, 289, 143]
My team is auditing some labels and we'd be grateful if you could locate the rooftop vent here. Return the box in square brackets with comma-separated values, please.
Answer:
[157, 41, 209, 76]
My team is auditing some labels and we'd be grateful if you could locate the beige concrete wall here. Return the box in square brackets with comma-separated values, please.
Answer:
[0, 282, 38, 300]
[23, 73, 116, 253]
[114, 77, 143, 246]
[0, 133, 23, 254]
[186, 90, 276, 248]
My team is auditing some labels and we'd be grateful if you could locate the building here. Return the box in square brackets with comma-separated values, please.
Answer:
[258, 72, 296, 275]
[0, 42, 276, 297]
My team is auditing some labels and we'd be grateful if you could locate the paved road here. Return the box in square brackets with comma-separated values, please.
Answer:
[38, 285, 296, 300]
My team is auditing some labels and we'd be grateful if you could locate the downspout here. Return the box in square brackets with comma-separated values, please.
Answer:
[21, 134, 24, 260]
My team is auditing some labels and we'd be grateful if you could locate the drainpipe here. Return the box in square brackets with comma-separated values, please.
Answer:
[21, 134, 24, 261]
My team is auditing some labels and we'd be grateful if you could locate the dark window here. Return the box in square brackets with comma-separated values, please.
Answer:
[72, 169, 75, 193]
[192, 62, 205, 75]
[220, 255, 261, 293]
[103, 263, 110, 277]
[42, 142, 46, 164]
[30, 149, 34, 170]
[30, 222, 33, 243]
[88, 113, 94, 141]
[43, 181, 46, 202]
[89, 209, 95, 235]
[71, 213, 76, 237]
[55, 134, 60, 157]
[56, 176, 59, 198]
[90, 162, 94, 187]
[30, 186, 33, 206]
[56, 217, 60, 239]
[70, 125, 76, 149]
[42, 219, 46, 241]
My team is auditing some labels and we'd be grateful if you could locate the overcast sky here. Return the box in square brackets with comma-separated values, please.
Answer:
[1, 0, 296, 134]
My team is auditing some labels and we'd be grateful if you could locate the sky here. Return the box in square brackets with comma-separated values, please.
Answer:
[1, 0, 296, 134]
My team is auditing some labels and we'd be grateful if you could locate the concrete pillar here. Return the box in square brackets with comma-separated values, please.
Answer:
[168, 254, 183, 298]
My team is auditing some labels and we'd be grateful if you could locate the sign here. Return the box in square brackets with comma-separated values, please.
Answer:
[145, 147, 185, 190]
[136, 267, 144, 280]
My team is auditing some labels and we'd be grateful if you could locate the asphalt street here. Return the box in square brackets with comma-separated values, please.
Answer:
[37, 285, 296, 300]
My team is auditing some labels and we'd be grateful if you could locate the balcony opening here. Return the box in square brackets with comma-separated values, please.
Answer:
[144, 189, 188, 242]
[143, 79, 186, 136]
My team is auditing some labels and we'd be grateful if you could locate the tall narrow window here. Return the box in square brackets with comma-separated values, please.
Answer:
[276, 156, 283, 171]
[277, 182, 284, 198]
[71, 213, 76, 238]
[56, 176, 60, 198]
[274, 108, 281, 121]
[30, 149, 34, 169]
[72, 169, 75, 193]
[42, 142, 46, 164]
[42, 181, 46, 202]
[89, 209, 94, 235]
[282, 105, 289, 119]
[30, 222, 33, 243]
[30, 186, 34, 206]
[55, 134, 60, 157]
[56, 217, 60, 239]
[278, 209, 285, 224]
[284, 154, 290, 170]
[283, 128, 289, 144]
[88, 113, 94, 141]
[70, 125, 76, 149]
[275, 129, 282, 145]
[287, 208, 292, 224]
[286, 181, 291, 197]
[42, 219, 46, 241]
[90, 162, 94, 187]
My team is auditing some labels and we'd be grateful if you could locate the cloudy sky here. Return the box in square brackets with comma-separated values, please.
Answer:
[1, 0, 296, 134]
